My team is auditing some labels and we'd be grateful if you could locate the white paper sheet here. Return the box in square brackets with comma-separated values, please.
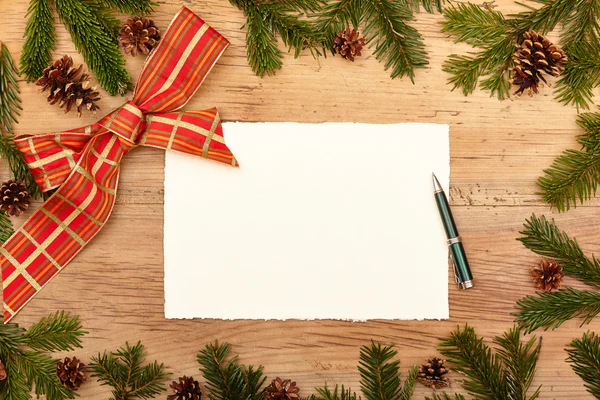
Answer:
[164, 123, 450, 320]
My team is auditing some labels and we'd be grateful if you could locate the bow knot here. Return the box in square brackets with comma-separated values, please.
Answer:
[1, 8, 236, 322]
[98, 101, 146, 147]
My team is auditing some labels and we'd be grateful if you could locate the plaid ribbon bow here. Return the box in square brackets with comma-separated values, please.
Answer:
[1, 7, 237, 322]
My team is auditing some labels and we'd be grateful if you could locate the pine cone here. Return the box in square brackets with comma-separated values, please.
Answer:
[0, 360, 6, 381]
[531, 259, 564, 291]
[512, 30, 567, 96]
[168, 376, 202, 400]
[417, 357, 450, 389]
[36, 55, 101, 117]
[119, 17, 161, 56]
[0, 180, 31, 217]
[264, 377, 300, 400]
[333, 28, 366, 62]
[56, 357, 87, 390]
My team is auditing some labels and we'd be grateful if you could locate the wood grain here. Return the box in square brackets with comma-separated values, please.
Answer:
[1, 0, 599, 398]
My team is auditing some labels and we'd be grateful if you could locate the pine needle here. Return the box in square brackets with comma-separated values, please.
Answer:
[90, 341, 169, 400]
[567, 331, 600, 398]
[23, 311, 86, 352]
[314, 384, 361, 400]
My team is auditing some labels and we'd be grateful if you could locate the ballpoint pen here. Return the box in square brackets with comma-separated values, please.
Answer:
[432, 173, 473, 289]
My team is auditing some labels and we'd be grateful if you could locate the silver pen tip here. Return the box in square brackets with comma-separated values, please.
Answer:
[432, 173, 443, 192]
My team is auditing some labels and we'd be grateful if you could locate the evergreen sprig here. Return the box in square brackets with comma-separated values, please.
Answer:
[538, 112, 600, 211]
[197, 340, 266, 400]
[514, 214, 600, 332]
[90, 341, 168, 400]
[20, 0, 154, 95]
[313, 384, 361, 400]
[317, 0, 440, 82]
[425, 394, 467, 400]
[0, 43, 22, 135]
[358, 341, 417, 400]
[0, 311, 86, 400]
[441, 0, 600, 108]
[230, 0, 324, 77]
[566, 331, 600, 399]
[433, 325, 542, 400]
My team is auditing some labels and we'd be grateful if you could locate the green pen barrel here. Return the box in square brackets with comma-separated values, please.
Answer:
[434, 192, 458, 239]
[434, 191, 473, 288]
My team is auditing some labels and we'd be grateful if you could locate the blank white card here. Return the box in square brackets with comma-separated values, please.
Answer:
[164, 123, 450, 320]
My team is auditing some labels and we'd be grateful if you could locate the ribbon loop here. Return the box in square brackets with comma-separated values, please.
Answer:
[1, 8, 236, 322]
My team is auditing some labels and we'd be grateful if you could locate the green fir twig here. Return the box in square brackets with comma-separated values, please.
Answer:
[358, 341, 417, 400]
[514, 214, 600, 332]
[90, 341, 169, 400]
[0, 311, 85, 400]
[197, 340, 266, 400]
[229, 0, 324, 77]
[433, 324, 542, 400]
[20, 0, 56, 82]
[566, 331, 600, 399]
[538, 112, 600, 211]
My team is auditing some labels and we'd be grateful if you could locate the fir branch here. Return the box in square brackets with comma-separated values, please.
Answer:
[517, 214, 600, 287]
[358, 341, 416, 400]
[438, 325, 507, 400]
[493, 326, 542, 399]
[566, 331, 600, 398]
[314, 384, 361, 400]
[514, 287, 600, 332]
[0, 43, 22, 135]
[231, 0, 324, 77]
[197, 340, 266, 400]
[555, 41, 600, 110]
[88, 0, 155, 15]
[20, 0, 56, 82]
[23, 311, 86, 352]
[442, 2, 511, 46]
[438, 325, 541, 400]
[53, 0, 132, 96]
[0, 312, 85, 400]
[14, 349, 76, 400]
[90, 341, 168, 400]
[362, 0, 428, 82]
[538, 112, 600, 209]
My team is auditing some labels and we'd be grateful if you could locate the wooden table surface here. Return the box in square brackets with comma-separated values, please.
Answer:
[2, 0, 599, 398]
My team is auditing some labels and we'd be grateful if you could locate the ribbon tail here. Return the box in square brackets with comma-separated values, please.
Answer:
[142, 108, 238, 167]
[1, 132, 126, 322]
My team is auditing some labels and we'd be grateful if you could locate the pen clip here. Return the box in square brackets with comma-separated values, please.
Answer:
[449, 253, 461, 285]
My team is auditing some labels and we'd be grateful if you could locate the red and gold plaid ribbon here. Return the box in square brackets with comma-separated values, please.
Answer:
[1, 7, 237, 322]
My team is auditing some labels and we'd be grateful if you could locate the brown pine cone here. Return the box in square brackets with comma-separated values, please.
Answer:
[417, 356, 450, 389]
[168, 375, 202, 400]
[333, 28, 366, 62]
[0, 360, 6, 381]
[264, 377, 300, 400]
[56, 357, 86, 390]
[531, 259, 564, 291]
[36, 55, 101, 117]
[119, 17, 161, 56]
[512, 30, 567, 96]
[0, 180, 31, 217]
